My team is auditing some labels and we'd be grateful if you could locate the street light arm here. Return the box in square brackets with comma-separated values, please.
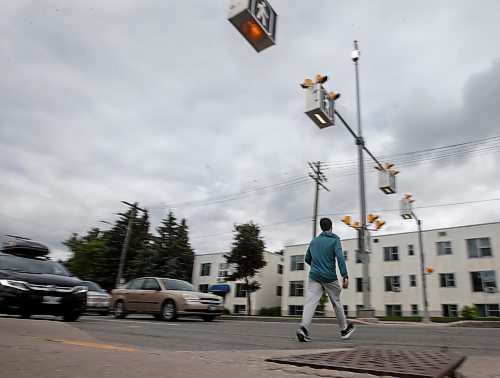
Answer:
[334, 110, 383, 167]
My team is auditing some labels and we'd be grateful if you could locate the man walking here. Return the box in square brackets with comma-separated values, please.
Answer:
[296, 217, 355, 342]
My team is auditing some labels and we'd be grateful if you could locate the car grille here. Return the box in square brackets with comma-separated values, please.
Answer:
[27, 284, 74, 293]
[199, 297, 221, 305]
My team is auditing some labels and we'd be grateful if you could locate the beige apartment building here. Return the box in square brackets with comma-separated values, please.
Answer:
[191, 251, 282, 315]
[193, 222, 499, 318]
[283, 222, 500, 318]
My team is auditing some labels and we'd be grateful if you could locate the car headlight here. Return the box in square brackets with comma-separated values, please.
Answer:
[182, 293, 200, 302]
[0, 279, 30, 291]
[72, 285, 88, 294]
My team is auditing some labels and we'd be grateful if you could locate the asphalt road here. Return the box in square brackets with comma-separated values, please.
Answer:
[72, 315, 500, 356]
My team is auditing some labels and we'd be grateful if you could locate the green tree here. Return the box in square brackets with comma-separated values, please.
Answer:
[63, 228, 106, 284]
[92, 207, 152, 291]
[225, 222, 266, 316]
[151, 212, 195, 282]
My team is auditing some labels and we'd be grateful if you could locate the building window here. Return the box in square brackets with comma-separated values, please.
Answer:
[467, 238, 492, 258]
[356, 305, 364, 316]
[384, 246, 399, 261]
[386, 305, 402, 317]
[290, 280, 304, 296]
[439, 273, 456, 288]
[217, 263, 228, 278]
[475, 304, 500, 317]
[291, 255, 305, 271]
[385, 276, 401, 291]
[235, 283, 247, 297]
[409, 274, 417, 287]
[276, 286, 282, 296]
[343, 305, 349, 316]
[289, 305, 303, 316]
[436, 241, 453, 255]
[356, 277, 363, 292]
[277, 264, 283, 274]
[343, 250, 348, 261]
[198, 284, 209, 293]
[356, 250, 362, 264]
[442, 304, 459, 317]
[408, 244, 414, 256]
[234, 304, 246, 314]
[200, 263, 211, 276]
[471, 271, 497, 292]
[438, 231, 447, 237]
[411, 304, 419, 316]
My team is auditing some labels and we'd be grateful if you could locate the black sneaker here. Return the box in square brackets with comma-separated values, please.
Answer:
[296, 326, 311, 342]
[341, 323, 355, 340]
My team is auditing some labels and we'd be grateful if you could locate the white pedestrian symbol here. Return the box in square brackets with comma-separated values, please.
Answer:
[323, 95, 330, 114]
[256, 1, 269, 27]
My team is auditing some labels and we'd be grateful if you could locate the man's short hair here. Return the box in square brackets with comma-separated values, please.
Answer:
[320, 218, 332, 231]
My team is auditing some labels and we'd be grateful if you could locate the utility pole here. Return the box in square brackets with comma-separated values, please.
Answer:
[308, 161, 329, 238]
[413, 212, 431, 323]
[115, 201, 145, 288]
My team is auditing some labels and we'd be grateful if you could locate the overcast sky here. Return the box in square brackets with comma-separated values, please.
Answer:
[1, 0, 500, 261]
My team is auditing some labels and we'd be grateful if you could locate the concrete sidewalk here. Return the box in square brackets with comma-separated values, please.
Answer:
[0, 317, 498, 378]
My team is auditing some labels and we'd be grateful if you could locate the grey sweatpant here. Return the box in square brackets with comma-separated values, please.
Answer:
[300, 278, 347, 332]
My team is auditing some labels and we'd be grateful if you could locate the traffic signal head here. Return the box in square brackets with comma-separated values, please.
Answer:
[328, 91, 341, 100]
[426, 266, 434, 274]
[367, 213, 379, 223]
[374, 164, 383, 171]
[385, 162, 394, 169]
[404, 193, 414, 203]
[341, 216, 351, 226]
[375, 220, 385, 230]
[390, 169, 399, 175]
[300, 79, 313, 89]
[315, 74, 328, 84]
[353, 221, 361, 230]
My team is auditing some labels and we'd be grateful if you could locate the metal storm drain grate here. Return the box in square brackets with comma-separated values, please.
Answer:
[267, 349, 466, 378]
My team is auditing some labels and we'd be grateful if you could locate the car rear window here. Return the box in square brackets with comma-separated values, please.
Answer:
[160, 279, 195, 291]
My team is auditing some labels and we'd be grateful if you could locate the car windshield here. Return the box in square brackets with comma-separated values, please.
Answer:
[83, 281, 103, 291]
[160, 278, 195, 291]
[0, 254, 71, 276]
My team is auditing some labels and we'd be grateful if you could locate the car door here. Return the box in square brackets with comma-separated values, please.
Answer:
[125, 278, 145, 311]
[140, 278, 162, 312]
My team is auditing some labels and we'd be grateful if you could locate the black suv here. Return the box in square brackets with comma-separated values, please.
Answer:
[0, 240, 87, 321]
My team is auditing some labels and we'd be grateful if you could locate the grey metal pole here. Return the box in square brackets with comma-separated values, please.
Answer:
[413, 213, 431, 322]
[352, 40, 372, 316]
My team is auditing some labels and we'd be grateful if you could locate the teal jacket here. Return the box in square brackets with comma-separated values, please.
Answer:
[305, 231, 348, 283]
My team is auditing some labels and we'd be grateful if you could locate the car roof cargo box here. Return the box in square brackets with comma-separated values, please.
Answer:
[1, 240, 50, 257]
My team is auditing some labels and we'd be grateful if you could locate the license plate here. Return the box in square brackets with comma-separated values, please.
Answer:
[208, 305, 217, 311]
[42, 296, 62, 304]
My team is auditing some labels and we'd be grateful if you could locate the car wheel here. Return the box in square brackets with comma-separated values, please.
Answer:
[113, 301, 127, 319]
[19, 312, 32, 319]
[201, 315, 215, 322]
[63, 311, 81, 322]
[161, 300, 177, 321]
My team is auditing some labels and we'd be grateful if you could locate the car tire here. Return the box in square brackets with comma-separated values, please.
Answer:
[161, 300, 177, 321]
[19, 312, 32, 319]
[113, 301, 127, 319]
[201, 315, 215, 322]
[63, 311, 81, 322]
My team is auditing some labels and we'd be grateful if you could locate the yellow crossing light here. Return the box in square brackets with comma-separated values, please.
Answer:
[367, 214, 379, 223]
[341, 216, 351, 226]
[375, 220, 386, 230]
[315, 74, 328, 84]
[300, 78, 313, 89]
